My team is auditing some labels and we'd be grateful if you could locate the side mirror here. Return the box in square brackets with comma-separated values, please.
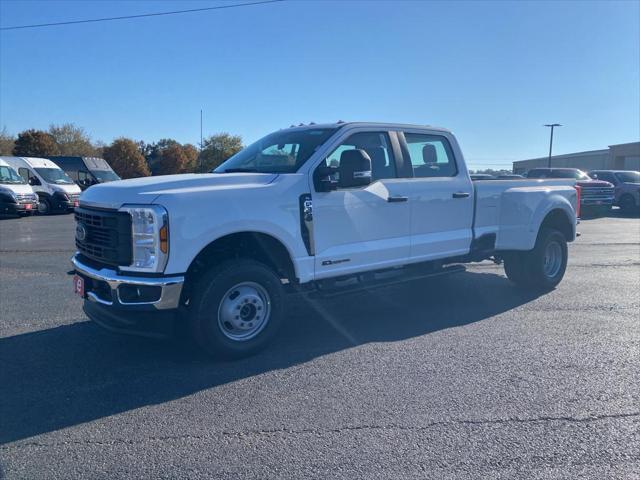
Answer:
[314, 165, 338, 192]
[590, 173, 598, 179]
[28, 177, 40, 186]
[339, 149, 372, 188]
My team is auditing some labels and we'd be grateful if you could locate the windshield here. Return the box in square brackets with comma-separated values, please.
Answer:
[550, 169, 590, 179]
[0, 166, 26, 184]
[529, 169, 589, 179]
[215, 128, 338, 174]
[34, 167, 74, 185]
[616, 171, 640, 183]
[91, 170, 121, 182]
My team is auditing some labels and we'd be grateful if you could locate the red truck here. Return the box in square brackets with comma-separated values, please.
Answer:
[526, 168, 615, 216]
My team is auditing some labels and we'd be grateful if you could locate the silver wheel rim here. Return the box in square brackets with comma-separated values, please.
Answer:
[38, 201, 48, 214]
[217, 282, 271, 341]
[543, 241, 562, 278]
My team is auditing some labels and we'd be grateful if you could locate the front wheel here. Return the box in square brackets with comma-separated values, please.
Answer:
[188, 259, 285, 359]
[619, 194, 637, 214]
[503, 228, 568, 291]
[37, 198, 52, 215]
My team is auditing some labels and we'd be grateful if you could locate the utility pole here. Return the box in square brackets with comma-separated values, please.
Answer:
[544, 123, 561, 168]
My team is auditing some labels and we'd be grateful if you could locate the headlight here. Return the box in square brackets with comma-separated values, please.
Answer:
[53, 188, 70, 200]
[0, 188, 18, 202]
[118, 205, 169, 273]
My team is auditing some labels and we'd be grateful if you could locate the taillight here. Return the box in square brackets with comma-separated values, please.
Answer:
[574, 185, 581, 218]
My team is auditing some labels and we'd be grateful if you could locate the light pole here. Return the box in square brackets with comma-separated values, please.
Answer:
[544, 123, 561, 168]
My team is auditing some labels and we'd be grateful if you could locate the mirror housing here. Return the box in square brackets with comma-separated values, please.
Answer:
[314, 165, 338, 192]
[28, 177, 40, 186]
[339, 149, 372, 188]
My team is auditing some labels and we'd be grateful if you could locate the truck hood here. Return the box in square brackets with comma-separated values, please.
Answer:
[79, 173, 278, 210]
[0, 183, 34, 195]
[576, 179, 613, 188]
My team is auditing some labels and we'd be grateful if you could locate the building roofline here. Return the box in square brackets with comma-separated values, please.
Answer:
[608, 141, 640, 148]
[513, 148, 608, 165]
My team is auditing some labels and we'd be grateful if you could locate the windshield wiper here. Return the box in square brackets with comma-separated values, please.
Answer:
[223, 168, 259, 173]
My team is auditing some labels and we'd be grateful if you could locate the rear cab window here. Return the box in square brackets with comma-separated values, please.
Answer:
[402, 133, 457, 178]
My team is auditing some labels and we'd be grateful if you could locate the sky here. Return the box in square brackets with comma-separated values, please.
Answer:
[0, 0, 638, 169]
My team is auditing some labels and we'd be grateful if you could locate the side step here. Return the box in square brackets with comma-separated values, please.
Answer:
[309, 264, 466, 298]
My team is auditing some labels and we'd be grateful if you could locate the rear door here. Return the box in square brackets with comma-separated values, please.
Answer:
[310, 130, 412, 279]
[399, 130, 474, 261]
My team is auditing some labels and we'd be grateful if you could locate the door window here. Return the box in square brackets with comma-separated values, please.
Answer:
[324, 131, 397, 184]
[18, 168, 29, 182]
[404, 133, 457, 177]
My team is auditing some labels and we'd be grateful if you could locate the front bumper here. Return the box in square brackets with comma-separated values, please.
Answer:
[53, 192, 80, 211]
[581, 198, 614, 206]
[82, 300, 178, 339]
[1, 201, 38, 214]
[71, 254, 184, 311]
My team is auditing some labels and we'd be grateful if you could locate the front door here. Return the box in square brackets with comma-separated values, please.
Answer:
[311, 131, 411, 279]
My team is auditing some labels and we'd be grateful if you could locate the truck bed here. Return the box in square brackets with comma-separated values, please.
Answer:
[472, 179, 578, 251]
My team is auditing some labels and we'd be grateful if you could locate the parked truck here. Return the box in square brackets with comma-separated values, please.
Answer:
[1, 156, 81, 215]
[0, 158, 39, 216]
[588, 170, 640, 213]
[526, 168, 614, 216]
[47, 156, 121, 191]
[71, 122, 579, 358]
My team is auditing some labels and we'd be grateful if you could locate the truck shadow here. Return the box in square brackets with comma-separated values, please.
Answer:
[0, 269, 542, 444]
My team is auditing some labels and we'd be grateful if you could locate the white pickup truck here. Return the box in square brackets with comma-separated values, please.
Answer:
[72, 122, 578, 358]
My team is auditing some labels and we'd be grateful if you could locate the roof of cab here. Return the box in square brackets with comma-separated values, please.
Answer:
[280, 121, 451, 133]
[2, 156, 64, 169]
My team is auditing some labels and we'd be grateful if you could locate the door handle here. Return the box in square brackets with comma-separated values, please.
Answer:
[387, 195, 409, 203]
[452, 192, 470, 199]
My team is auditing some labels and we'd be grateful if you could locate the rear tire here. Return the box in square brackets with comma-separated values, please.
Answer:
[503, 228, 568, 291]
[188, 259, 285, 359]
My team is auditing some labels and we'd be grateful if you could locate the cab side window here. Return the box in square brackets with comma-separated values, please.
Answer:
[325, 131, 397, 184]
[403, 133, 457, 177]
[18, 168, 29, 182]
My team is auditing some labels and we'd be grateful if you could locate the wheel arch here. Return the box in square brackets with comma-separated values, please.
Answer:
[538, 208, 575, 242]
[182, 231, 297, 302]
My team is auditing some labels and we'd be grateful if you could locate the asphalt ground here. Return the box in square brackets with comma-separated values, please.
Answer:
[0, 211, 639, 479]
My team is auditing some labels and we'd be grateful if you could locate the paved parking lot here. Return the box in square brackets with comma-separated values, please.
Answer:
[1, 212, 639, 479]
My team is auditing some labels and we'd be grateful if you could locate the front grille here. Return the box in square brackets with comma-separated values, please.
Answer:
[75, 207, 132, 266]
[581, 187, 615, 202]
[15, 193, 37, 204]
[69, 193, 80, 202]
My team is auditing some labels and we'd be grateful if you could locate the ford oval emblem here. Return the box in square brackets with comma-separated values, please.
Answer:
[76, 223, 87, 242]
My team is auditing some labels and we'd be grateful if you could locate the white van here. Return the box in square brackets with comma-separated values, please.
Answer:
[1, 157, 81, 215]
[0, 158, 39, 216]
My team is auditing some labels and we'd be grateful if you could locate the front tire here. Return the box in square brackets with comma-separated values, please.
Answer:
[188, 259, 285, 359]
[37, 198, 52, 215]
[619, 194, 637, 214]
[503, 228, 568, 291]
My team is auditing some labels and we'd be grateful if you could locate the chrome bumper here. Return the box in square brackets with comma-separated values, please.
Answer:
[71, 254, 184, 310]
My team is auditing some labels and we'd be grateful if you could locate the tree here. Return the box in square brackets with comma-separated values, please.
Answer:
[0, 127, 15, 155]
[48, 123, 97, 156]
[182, 144, 199, 172]
[154, 143, 196, 175]
[102, 138, 150, 179]
[198, 133, 243, 172]
[145, 139, 198, 175]
[13, 129, 60, 156]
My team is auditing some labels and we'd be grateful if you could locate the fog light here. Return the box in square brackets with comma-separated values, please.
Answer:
[118, 284, 162, 304]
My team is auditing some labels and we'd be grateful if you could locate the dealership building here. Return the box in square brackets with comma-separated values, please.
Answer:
[512, 141, 640, 174]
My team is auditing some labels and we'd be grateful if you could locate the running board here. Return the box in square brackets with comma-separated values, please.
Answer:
[310, 264, 466, 298]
